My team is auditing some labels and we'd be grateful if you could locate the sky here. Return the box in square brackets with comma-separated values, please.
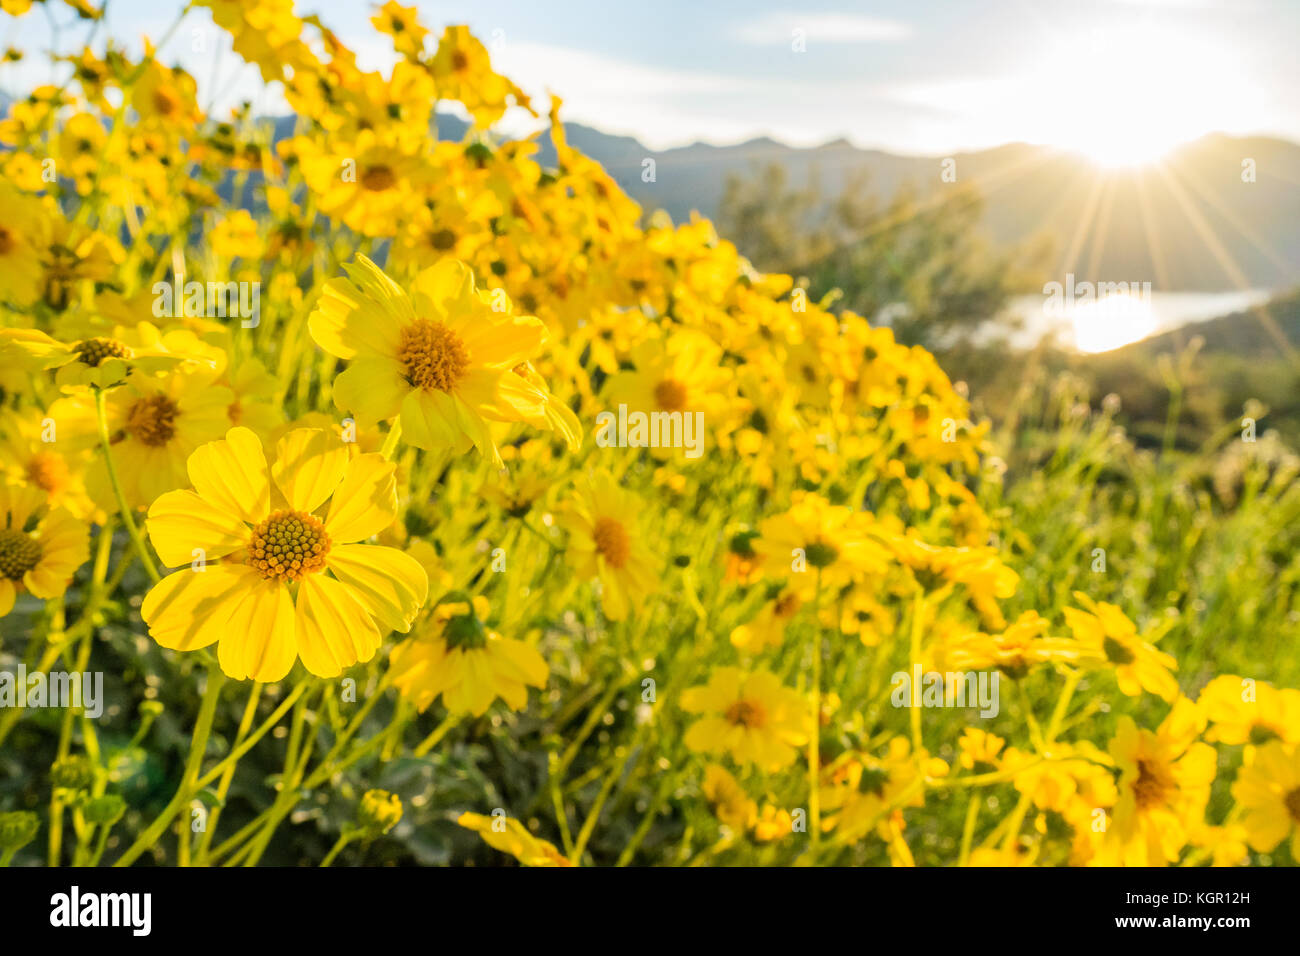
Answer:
[2, 0, 1298, 158]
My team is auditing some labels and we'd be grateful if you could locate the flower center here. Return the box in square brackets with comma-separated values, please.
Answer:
[428, 228, 457, 251]
[25, 452, 68, 495]
[592, 516, 630, 569]
[451, 50, 469, 72]
[246, 509, 331, 582]
[653, 378, 688, 412]
[361, 164, 397, 191]
[1132, 758, 1172, 810]
[152, 87, 179, 116]
[857, 766, 889, 796]
[774, 592, 801, 619]
[125, 394, 179, 447]
[1248, 723, 1282, 745]
[0, 528, 42, 580]
[1103, 635, 1136, 666]
[397, 319, 470, 392]
[0, 226, 13, 256]
[725, 699, 766, 729]
[73, 337, 133, 368]
[804, 540, 839, 569]
[1285, 788, 1300, 824]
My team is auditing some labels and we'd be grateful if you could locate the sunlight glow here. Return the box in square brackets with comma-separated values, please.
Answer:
[1025, 25, 1245, 169]
[1070, 292, 1158, 352]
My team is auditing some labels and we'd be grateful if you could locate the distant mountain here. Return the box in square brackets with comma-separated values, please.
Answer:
[6, 86, 1296, 292]
[563, 126, 1300, 293]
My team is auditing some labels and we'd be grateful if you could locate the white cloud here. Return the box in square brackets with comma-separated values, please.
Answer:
[733, 12, 911, 46]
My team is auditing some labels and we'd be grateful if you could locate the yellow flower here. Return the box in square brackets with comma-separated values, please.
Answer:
[356, 789, 403, 836]
[1232, 741, 1300, 860]
[702, 764, 756, 833]
[559, 470, 658, 621]
[752, 492, 888, 595]
[209, 210, 264, 260]
[389, 593, 547, 715]
[53, 367, 233, 511]
[1064, 593, 1178, 701]
[1198, 674, 1300, 746]
[0, 410, 95, 520]
[819, 738, 943, 842]
[142, 426, 428, 681]
[946, 610, 1083, 679]
[0, 183, 48, 305]
[753, 805, 794, 842]
[457, 812, 572, 866]
[309, 256, 555, 465]
[957, 728, 1006, 773]
[0, 483, 89, 617]
[681, 667, 808, 771]
[371, 0, 429, 59]
[730, 586, 801, 653]
[1100, 697, 1216, 866]
[429, 26, 530, 126]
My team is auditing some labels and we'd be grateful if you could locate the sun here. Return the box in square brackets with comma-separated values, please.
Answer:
[1024, 23, 1238, 169]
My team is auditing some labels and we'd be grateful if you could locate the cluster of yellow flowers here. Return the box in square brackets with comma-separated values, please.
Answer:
[0, 0, 1296, 867]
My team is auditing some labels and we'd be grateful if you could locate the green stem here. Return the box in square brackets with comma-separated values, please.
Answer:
[94, 389, 161, 584]
[113, 669, 225, 866]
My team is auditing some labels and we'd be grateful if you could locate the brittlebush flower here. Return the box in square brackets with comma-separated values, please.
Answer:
[309, 256, 560, 465]
[389, 593, 547, 715]
[702, 764, 757, 833]
[49, 366, 233, 511]
[681, 667, 809, 771]
[1231, 741, 1300, 859]
[819, 738, 944, 842]
[1064, 592, 1178, 701]
[559, 470, 658, 621]
[142, 426, 428, 681]
[753, 492, 889, 595]
[1198, 674, 1300, 747]
[946, 610, 1083, 679]
[457, 812, 572, 866]
[0, 483, 89, 617]
[1099, 697, 1216, 866]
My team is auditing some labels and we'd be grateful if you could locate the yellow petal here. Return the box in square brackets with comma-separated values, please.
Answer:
[271, 428, 349, 513]
[185, 426, 270, 524]
[142, 564, 258, 652]
[325, 454, 398, 543]
[294, 573, 382, 677]
[147, 489, 249, 567]
[325, 543, 428, 633]
[331, 356, 408, 425]
[399, 388, 464, 452]
[217, 576, 298, 682]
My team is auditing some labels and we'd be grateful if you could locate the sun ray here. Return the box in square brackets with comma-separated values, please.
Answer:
[1153, 161, 1296, 358]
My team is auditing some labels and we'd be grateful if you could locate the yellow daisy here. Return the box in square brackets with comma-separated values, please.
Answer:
[308, 256, 555, 465]
[55, 366, 234, 511]
[1064, 592, 1178, 701]
[681, 667, 809, 771]
[559, 470, 658, 621]
[0, 483, 89, 617]
[388, 593, 547, 715]
[142, 426, 428, 681]
[1100, 697, 1216, 866]
[1232, 741, 1300, 860]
